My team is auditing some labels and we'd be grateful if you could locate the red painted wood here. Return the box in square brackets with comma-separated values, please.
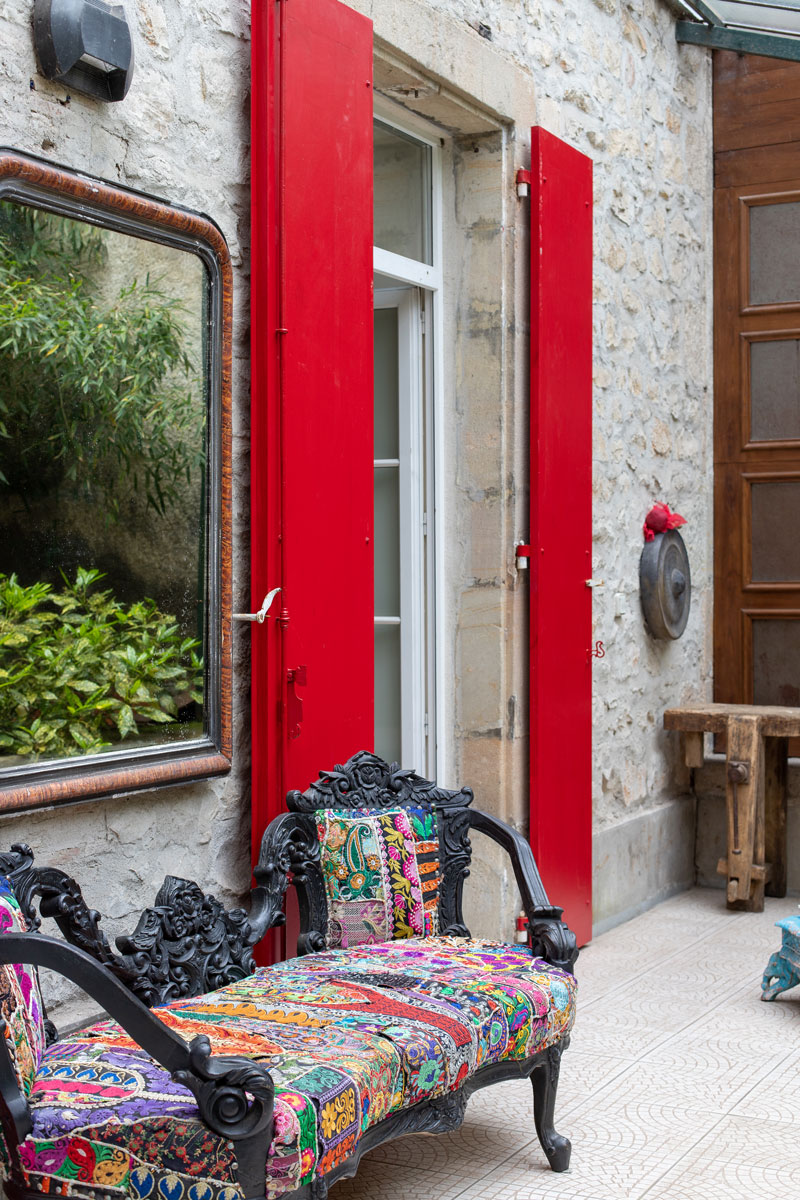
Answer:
[250, 0, 282, 874]
[250, 0, 374, 913]
[528, 127, 593, 947]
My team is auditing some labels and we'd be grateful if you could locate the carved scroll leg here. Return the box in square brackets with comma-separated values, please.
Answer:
[530, 1042, 571, 1172]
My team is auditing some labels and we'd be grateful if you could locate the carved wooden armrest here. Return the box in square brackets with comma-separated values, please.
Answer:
[0, 933, 274, 1195]
[253, 812, 328, 954]
[467, 811, 578, 973]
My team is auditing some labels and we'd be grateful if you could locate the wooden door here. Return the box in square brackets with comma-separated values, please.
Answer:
[250, 0, 375, 867]
[528, 129, 594, 947]
[714, 54, 800, 746]
[714, 181, 800, 723]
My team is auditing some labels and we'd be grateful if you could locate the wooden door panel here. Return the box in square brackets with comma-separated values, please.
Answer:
[280, 0, 374, 795]
[250, 0, 375, 868]
[714, 463, 745, 706]
[715, 52, 800, 154]
[716, 145, 800, 190]
[528, 128, 593, 947]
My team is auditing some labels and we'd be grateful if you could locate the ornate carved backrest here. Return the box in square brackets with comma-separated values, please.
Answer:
[0, 844, 266, 1013]
[254, 751, 475, 952]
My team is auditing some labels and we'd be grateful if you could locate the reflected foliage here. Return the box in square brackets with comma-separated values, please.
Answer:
[0, 568, 202, 760]
[0, 204, 202, 517]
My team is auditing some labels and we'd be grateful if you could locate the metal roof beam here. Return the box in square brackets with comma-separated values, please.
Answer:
[677, 18, 800, 58]
[677, 0, 724, 25]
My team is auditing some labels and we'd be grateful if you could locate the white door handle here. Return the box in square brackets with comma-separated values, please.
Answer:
[232, 587, 281, 624]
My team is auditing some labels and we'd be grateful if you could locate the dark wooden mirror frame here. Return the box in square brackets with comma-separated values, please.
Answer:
[0, 149, 232, 813]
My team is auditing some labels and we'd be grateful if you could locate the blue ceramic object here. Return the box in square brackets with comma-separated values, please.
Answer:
[762, 915, 800, 1001]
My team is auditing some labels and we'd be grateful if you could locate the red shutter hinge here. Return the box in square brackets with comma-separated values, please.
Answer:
[287, 665, 307, 740]
[516, 168, 531, 198]
[515, 543, 532, 570]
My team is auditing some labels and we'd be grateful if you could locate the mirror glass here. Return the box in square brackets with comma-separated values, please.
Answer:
[0, 200, 210, 771]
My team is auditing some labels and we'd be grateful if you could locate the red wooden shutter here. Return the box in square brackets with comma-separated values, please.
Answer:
[528, 127, 593, 947]
[250, 0, 374, 851]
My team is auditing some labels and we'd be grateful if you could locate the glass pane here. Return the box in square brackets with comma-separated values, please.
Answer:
[0, 201, 207, 769]
[375, 623, 402, 764]
[374, 307, 399, 459]
[715, 0, 800, 35]
[750, 202, 800, 306]
[751, 480, 800, 581]
[374, 120, 432, 265]
[753, 619, 800, 707]
[374, 466, 400, 615]
[750, 339, 800, 441]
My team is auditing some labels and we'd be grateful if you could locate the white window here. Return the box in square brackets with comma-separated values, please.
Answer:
[373, 112, 441, 773]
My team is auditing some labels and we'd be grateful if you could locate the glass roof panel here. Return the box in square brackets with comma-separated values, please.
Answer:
[674, 0, 800, 59]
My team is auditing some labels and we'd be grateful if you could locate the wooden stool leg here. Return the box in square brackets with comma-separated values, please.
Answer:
[683, 732, 705, 769]
[717, 716, 766, 912]
[765, 736, 788, 899]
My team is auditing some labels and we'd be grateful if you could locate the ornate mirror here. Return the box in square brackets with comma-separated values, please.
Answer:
[0, 150, 231, 811]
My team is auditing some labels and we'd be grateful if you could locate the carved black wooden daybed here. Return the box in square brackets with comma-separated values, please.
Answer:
[0, 753, 578, 1200]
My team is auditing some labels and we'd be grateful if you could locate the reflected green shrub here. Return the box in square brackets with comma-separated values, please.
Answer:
[0, 204, 202, 517]
[0, 569, 202, 759]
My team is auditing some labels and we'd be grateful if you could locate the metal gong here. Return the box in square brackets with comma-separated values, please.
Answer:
[639, 529, 691, 639]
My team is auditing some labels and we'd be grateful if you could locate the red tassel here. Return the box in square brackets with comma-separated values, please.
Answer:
[643, 502, 686, 542]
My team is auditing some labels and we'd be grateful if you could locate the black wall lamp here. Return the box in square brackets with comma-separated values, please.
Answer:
[33, 0, 134, 102]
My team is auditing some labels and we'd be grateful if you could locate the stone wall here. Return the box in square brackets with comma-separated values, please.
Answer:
[0, 0, 252, 1026]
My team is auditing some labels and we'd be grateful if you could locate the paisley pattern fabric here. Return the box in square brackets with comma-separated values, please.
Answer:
[19, 938, 575, 1200]
[316, 808, 441, 948]
[0, 876, 46, 1098]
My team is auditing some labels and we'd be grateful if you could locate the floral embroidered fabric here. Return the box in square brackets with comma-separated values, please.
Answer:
[19, 938, 575, 1200]
[316, 807, 441, 948]
[0, 877, 46, 1099]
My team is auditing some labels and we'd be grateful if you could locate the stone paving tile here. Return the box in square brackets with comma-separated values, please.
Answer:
[331, 1158, 470, 1200]
[568, 998, 692, 1059]
[447, 1099, 724, 1200]
[576, 1041, 792, 1118]
[638, 1113, 800, 1199]
[728, 1046, 800, 1125]
[552, 1050, 637, 1115]
[331, 888, 800, 1200]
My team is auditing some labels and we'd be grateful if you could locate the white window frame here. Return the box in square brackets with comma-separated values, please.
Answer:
[373, 288, 424, 769]
[373, 101, 443, 779]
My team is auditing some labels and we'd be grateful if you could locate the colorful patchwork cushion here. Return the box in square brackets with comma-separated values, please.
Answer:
[21, 938, 575, 1200]
[315, 807, 440, 948]
[0, 876, 46, 1098]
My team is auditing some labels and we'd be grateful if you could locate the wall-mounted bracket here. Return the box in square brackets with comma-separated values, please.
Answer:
[34, 0, 134, 102]
[286, 665, 307, 740]
[515, 543, 532, 570]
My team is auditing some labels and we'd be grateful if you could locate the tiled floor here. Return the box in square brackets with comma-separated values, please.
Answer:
[332, 888, 800, 1200]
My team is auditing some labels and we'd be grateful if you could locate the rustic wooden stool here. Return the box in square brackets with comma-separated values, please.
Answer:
[762, 915, 800, 1000]
[664, 704, 800, 912]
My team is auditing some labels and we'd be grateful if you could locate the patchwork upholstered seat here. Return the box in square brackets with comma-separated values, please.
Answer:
[19, 940, 575, 1200]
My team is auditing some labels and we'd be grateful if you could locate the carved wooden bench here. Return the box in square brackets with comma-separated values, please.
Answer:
[0, 752, 577, 1200]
